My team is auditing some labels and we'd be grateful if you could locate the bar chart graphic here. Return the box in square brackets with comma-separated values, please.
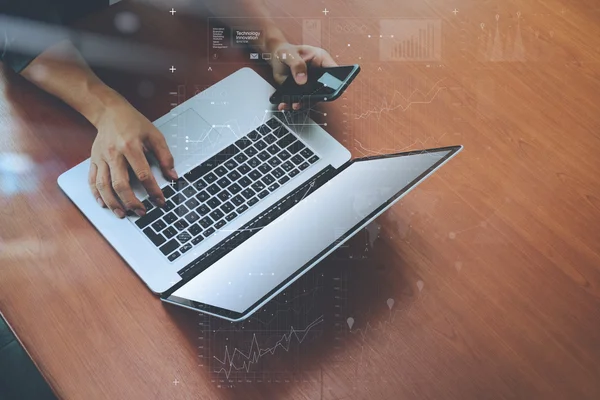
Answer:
[379, 19, 442, 61]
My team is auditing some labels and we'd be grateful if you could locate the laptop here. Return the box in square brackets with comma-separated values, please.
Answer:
[58, 67, 462, 321]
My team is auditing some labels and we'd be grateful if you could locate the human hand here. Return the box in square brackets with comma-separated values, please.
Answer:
[88, 95, 177, 218]
[269, 43, 337, 111]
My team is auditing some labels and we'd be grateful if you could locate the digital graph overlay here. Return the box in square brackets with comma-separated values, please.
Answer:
[199, 267, 341, 388]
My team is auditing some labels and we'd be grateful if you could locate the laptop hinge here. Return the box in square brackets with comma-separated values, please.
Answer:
[161, 164, 343, 299]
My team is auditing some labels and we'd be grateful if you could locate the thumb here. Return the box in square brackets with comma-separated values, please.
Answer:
[286, 50, 308, 85]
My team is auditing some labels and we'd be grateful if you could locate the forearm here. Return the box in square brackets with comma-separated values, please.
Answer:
[20, 40, 122, 127]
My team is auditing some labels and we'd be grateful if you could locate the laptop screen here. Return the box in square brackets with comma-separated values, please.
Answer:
[166, 146, 461, 320]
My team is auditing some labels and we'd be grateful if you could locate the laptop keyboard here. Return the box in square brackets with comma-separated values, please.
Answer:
[131, 117, 320, 262]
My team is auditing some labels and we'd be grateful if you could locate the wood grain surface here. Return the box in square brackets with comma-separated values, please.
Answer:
[1, 0, 600, 399]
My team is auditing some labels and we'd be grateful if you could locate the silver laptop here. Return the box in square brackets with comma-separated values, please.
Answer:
[58, 67, 462, 321]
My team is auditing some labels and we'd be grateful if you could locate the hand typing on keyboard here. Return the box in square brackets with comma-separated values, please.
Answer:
[87, 91, 178, 219]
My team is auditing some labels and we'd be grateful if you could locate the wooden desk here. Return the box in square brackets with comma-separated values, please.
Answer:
[2, 1, 600, 399]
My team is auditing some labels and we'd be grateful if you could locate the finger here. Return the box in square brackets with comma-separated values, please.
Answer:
[278, 102, 289, 111]
[88, 161, 105, 207]
[125, 144, 165, 207]
[108, 155, 145, 216]
[146, 127, 178, 181]
[283, 49, 308, 85]
[316, 48, 338, 67]
[292, 103, 301, 110]
[96, 161, 125, 218]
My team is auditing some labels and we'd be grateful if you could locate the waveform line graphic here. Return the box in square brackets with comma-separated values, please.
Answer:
[213, 315, 324, 379]
[353, 79, 447, 120]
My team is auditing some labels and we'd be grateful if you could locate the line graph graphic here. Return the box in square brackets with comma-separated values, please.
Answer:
[213, 315, 324, 379]
[351, 78, 447, 120]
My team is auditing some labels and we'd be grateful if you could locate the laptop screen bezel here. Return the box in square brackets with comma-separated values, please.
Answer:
[163, 145, 463, 321]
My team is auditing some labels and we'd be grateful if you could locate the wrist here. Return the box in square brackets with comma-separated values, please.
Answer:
[82, 81, 124, 127]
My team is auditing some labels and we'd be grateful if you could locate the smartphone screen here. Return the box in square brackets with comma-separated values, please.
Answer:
[270, 65, 359, 104]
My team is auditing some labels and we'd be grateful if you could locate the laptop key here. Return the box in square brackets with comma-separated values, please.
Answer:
[231, 195, 245, 206]
[281, 161, 294, 172]
[288, 141, 305, 154]
[268, 182, 280, 192]
[206, 197, 221, 209]
[142, 199, 154, 212]
[228, 183, 242, 194]
[271, 167, 284, 178]
[262, 174, 275, 185]
[244, 146, 258, 157]
[196, 191, 210, 202]
[238, 176, 252, 188]
[217, 177, 231, 188]
[254, 139, 267, 150]
[257, 151, 270, 162]
[241, 188, 256, 199]
[291, 154, 304, 165]
[217, 190, 231, 202]
[278, 150, 291, 160]
[168, 251, 181, 262]
[214, 166, 228, 177]
[175, 177, 189, 191]
[180, 243, 192, 253]
[272, 126, 289, 138]
[177, 232, 192, 244]
[224, 159, 238, 170]
[182, 186, 197, 199]
[263, 133, 277, 144]
[266, 117, 281, 130]
[162, 185, 176, 198]
[308, 155, 319, 164]
[191, 236, 203, 245]
[247, 157, 260, 168]
[173, 204, 189, 217]
[248, 130, 260, 141]
[135, 207, 164, 229]
[204, 172, 217, 183]
[196, 204, 210, 216]
[258, 164, 272, 174]
[185, 198, 199, 209]
[257, 190, 269, 199]
[185, 211, 200, 224]
[221, 201, 234, 214]
[152, 220, 167, 232]
[237, 163, 251, 175]
[298, 161, 309, 171]
[174, 219, 189, 231]
[163, 200, 176, 212]
[203, 227, 216, 237]
[236, 204, 249, 214]
[171, 193, 186, 205]
[288, 168, 300, 178]
[163, 212, 177, 224]
[214, 220, 226, 229]
[159, 239, 179, 256]
[163, 226, 177, 239]
[278, 176, 290, 185]
[235, 137, 252, 149]
[187, 223, 201, 237]
[266, 144, 280, 155]
[268, 157, 282, 167]
[199, 216, 214, 228]
[248, 170, 262, 181]
[257, 124, 271, 135]
[248, 197, 259, 206]
[234, 153, 248, 163]
[207, 184, 220, 195]
[251, 181, 266, 192]
[210, 209, 224, 221]
[143, 227, 166, 247]
[192, 178, 207, 191]
[227, 170, 241, 181]
[300, 148, 314, 158]
[225, 212, 237, 221]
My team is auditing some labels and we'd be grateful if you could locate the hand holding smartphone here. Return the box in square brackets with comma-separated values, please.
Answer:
[270, 64, 360, 106]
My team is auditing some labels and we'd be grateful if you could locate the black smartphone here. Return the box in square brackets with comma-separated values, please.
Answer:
[269, 64, 360, 105]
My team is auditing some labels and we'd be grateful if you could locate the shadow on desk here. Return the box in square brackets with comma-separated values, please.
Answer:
[163, 225, 419, 400]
